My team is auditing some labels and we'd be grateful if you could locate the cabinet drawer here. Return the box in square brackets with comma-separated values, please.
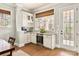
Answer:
[44, 36, 52, 42]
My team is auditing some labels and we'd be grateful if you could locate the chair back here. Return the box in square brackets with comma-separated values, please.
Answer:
[8, 37, 15, 45]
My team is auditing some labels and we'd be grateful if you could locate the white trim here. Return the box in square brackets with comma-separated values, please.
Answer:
[34, 4, 55, 13]
[14, 43, 19, 46]
[14, 43, 25, 47]
[18, 43, 25, 47]
[55, 44, 61, 48]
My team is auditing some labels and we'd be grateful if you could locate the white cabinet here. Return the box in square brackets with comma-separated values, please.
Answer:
[17, 31, 55, 49]
[22, 12, 28, 27]
[23, 34, 28, 44]
[43, 34, 55, 49]
[22, 11, 34, 27]
[25, 33, 36, 44]
[26, 33, 31, 43]
[44, 35, 52, 49]
[51, 35, 55, 49]
[31, 33, 36, 43]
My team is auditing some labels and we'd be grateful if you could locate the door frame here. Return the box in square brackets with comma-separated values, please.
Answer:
[59, 4, 79, 51]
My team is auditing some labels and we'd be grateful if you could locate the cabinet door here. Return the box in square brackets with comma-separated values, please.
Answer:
[52, 35, 55, 49]
[31, 34, 36, 43]
[22, 12, 28, 26]
[44, 35, 52, 49]
[26, 33, 31, 43]
[24, 34, 28, 44]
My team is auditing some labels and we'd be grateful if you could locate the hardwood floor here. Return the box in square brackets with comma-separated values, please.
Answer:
[15, 43, 78, 56]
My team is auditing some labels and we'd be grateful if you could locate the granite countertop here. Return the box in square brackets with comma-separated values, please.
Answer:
[23, 31, 56, 35]
[36, 33, 55, 35]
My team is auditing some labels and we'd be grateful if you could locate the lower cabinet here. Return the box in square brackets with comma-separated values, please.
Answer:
[43, 35, 52, 49]
[31, 34, 36, 44]
[43, 35, 55, 49]
[51, 35, 55, 49]
[25, 33, 36, 44]
[18, 31, 55, 49]
[26, 33, 31, 44]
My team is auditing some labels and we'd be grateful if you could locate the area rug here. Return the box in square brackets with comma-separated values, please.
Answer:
[13, 50, 30, 56]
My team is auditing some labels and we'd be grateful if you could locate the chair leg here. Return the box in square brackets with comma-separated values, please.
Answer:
[8, 51, 12, 56]
[10, 51, 12, 56]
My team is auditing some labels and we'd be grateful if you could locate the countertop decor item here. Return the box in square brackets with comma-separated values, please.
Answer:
[40, 28, 46, 33]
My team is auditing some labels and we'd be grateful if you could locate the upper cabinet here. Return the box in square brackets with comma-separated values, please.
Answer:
[22, 11, 34, 32]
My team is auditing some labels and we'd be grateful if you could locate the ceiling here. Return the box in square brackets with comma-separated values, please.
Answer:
[16, 3, 51, 10]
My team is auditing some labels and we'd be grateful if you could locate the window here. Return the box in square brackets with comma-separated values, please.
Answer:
[0, 9, 11, 27]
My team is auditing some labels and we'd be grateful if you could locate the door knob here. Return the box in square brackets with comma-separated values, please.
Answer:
[60, 30, 63, 35]
[61, 30, 63, 32]
[61, 33, 63, 35]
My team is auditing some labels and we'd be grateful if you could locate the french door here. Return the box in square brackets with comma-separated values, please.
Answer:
[59, 6, 78, 51]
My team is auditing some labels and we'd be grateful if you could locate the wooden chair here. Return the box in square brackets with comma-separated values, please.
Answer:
[8, 37, 15, 46]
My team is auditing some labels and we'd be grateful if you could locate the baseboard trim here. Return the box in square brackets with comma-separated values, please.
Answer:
[18, 43, 25, 47]
[55, 44, 61, 48]
[14, 43, 19, 47]
[14, 43, 25, 47]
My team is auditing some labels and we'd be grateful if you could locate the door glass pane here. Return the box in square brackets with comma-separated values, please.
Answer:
[63, 9, 74, 47]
